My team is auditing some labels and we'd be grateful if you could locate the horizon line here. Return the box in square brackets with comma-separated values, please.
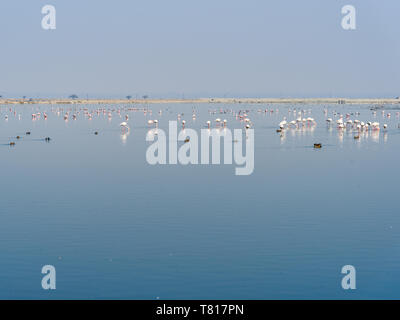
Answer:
[1, 97, 400, 105]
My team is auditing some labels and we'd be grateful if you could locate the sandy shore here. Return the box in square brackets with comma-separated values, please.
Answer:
[1, 97, 400, 105]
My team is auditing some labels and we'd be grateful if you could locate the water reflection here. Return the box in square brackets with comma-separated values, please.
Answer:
[120, 131, 130, 144]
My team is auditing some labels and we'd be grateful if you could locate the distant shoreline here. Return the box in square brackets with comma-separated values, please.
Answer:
[1, 97, 400, 105]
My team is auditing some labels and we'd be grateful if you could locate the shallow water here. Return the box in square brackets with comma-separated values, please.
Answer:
[1, 103, 400, 299]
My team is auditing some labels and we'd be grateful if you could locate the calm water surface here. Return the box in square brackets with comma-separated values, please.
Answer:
[1, 103, 400, 299]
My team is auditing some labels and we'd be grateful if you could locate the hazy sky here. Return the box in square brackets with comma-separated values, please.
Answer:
[1, 0, 399, 98]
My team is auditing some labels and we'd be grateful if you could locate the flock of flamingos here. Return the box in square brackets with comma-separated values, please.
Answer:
[1, 104, 399, 146]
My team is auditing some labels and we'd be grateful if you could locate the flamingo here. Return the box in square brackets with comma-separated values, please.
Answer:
[120, 122, 130, 132]
[279, 120, 287, 129]
[307, 117, 316, 126]
[371, 122, 380, 131]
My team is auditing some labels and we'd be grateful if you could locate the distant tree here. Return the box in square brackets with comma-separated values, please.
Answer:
[69, 94, 78, 99]
[142, 95, 148, 100]
[22, 96, 26, 99]
[126, 95, 132, 100]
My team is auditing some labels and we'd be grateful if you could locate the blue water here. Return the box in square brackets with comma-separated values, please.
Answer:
[1, 103, 400, 299]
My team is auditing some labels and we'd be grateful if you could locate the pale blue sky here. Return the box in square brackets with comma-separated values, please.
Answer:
[0, 0, 399, 98]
